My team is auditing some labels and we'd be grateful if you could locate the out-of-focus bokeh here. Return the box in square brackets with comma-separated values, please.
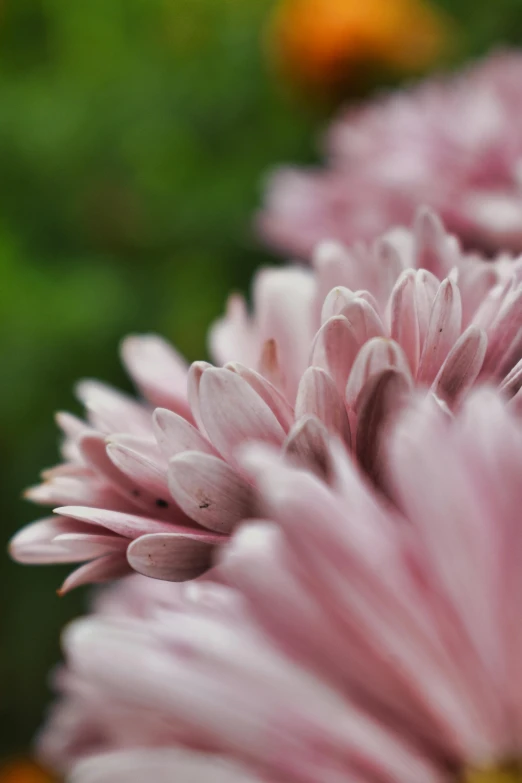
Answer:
[2, 0, 522, 768]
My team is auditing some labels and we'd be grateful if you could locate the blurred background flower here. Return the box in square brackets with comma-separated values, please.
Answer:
[266, 0, 454, 100]
[4, 0, 522, 768]
[0, 760, 54, 783]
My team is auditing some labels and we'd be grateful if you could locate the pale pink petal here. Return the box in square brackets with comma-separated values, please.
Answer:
[75, 381, 152, 436]
[52, 532, 128, 559]
[417, 278, 463, 385]
[106, 440, 171, 503]
[313, 241, 360, 304]
[283, 416, 334, 480]
[55, 411, 93, 462]
[414, 269, 441, 355]
[413, 208, 459, 278]
[120, 334, 191, 419]
[295, 366, 351, 444]
[58, 553, 132, 595]
[54, 506, 181, 538]
[79, 433, 176, 519]
[320, 286, 356, 323]
[499, 356, 522, 398]
[198, 368, 286, 463]
[253, 266, 316, 399]
[432, 325, 487, 404]
[388, 270, 421, 376]
[310, 316, 359, 397]
[168, 452, 254, 534]
[371, 236, 407, 307]
[482, 286, 522, 376]
[257, 338, 286, 392]
[126, 532, 219, 582]
[187, 361, 214, 435]
[225, 362, 294, 432]
[209, 293, 254, 368]
[24, 476, 128, 511]
[355, 368, 411, 488]
[346, 338, 412, 407]
[337, 297, 384, 346]
[153, 408, 217, 459]
[9, 517, 99, 564]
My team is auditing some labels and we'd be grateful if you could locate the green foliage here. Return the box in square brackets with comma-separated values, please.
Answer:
[1, 0, 522, 759]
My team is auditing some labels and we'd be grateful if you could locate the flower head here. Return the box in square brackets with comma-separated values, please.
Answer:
[259, 51, 522, 257]
[9, 212, 522, 589]
[56, 389, 522, 782]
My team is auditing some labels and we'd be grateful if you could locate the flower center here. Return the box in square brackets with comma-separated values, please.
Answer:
[464, 762, 522, 783]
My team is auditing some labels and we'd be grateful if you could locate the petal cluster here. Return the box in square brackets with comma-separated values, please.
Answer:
[10, 212, 522, 589]
[56, 389, 522, 782]
[259, 51, 522, 257]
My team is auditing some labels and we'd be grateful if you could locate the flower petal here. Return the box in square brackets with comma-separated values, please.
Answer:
[198, 368, 286, 463]
[388, 269, 420, 376]
[355, 369, 411, 488]
[120, 334, 191, 419]
[126, 533, 217, 581]
[75, 381, 152, 436]
[432, 325, 487, 405]
[310, 316, 360, 397]
[346, 338, 412, 408]
[295, 366, 351, 444]
[284, 416, 334, 481]
[417, 278, 462, 384]
[168, 452, 255, 534]
[225, 362, 294, 432]
[153, 408, 217, 459]
[58, 553, 132, 595]
[54, 506, 182, 538]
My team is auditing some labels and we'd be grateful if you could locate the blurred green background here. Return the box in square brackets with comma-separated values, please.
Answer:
[1, 0, 522, 766]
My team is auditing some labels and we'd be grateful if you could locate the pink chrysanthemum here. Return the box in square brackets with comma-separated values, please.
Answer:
[9, 212, 522, 590]
[56, 389, 522, 782]
[259, 51, 522, 258]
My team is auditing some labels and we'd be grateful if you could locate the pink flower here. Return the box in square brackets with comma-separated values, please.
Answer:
[61, 388, 522, 782]
[9, 212, 522, 590]
[259, 51, 522, 258]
